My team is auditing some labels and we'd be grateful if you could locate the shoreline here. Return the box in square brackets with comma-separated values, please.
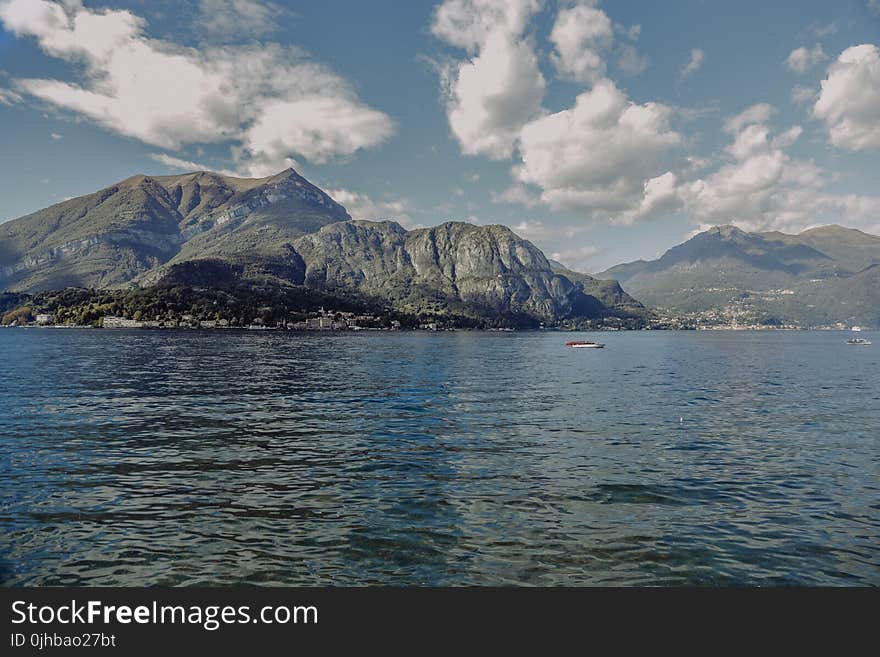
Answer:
[1, 325, 873, 333]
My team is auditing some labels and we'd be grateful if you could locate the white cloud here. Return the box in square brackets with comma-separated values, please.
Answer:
[549, 1, 613, 84]
[773, 125, 803, 149]
[325, 188, 416, 228]
[785, 45, 827, 74]
[0, 86, 23, 105]
[197, 0, 283, 40]
[813, 44, 880, 151]
[242, 95, 394, 171]
[723, 103, 775, 133]
[620, 171, 681, 223]
[511, 219, 549, 238]
[149, 152, 210, 172]
[515, 78, 681, 220]
[550, 245, 603, 272]
[0, 0, 394, 175]
[678, 48, 705, 81]
[432, 0, 545, 160]
[725, 123, 771, 160]
[679, 110, 880, 233]
[433, 0, 665, 221]
[791, 84, 817, 104]
[616, 44, 648, 76]
[431, 0, 541, 52]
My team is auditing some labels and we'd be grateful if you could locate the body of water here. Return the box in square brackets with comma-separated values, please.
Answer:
[1, 328, 878, 585]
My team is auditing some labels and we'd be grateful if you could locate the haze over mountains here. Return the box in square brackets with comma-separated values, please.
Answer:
[0, 169, 640, 325]
[599, 224, 880, 327]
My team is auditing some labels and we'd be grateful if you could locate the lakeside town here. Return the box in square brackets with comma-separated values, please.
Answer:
[1, 284, 873, 332]
[4, 306, 870, 332]
[100, 308, 407, 331]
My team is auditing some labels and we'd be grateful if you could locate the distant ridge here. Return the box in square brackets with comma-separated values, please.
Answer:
[597, 224, 880, 327]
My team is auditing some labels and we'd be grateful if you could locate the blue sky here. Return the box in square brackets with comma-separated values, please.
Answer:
[0, 0, 879, 272]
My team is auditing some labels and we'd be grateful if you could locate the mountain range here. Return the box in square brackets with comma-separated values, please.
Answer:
[3, 168, 878, 328]
[598, 224, 880, 327]
[0, 169, 641, 326]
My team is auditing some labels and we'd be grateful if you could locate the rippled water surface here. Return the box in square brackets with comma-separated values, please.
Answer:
[1, 329, 878, 586]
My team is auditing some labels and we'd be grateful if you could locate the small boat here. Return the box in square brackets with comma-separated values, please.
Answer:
[566, 340, 605, 348]
[846, 338, 871, 345]
[851, 326, 863, 332]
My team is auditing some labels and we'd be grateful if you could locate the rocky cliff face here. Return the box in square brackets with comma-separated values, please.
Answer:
[293, 221, 583, 319]
[548, 260, 644, 311]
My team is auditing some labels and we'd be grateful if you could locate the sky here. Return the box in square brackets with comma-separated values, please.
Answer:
[0, 0, 879, 272]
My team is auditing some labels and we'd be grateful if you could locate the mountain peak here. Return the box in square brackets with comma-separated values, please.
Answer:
[0, 165, 352, 292]
[266, 167, 303, 182]
[706, 224, 747, 239]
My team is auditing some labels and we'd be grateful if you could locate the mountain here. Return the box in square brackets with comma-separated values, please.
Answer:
[0, 169, 639, 325]
[598, 224, 880, 327]
[548, 260, 644, 312]
[0, 169, 349, 292]
[292, 220, 638, 321]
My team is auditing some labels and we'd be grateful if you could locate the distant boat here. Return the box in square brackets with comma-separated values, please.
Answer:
[851, 326, 863, 332]
[566, 340, 605, 349]
[846, 338, 871, 345]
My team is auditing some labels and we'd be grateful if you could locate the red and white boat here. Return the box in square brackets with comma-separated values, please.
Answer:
[565, 340, 605, 348]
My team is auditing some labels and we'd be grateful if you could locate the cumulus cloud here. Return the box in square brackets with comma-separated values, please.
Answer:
[515, 78, 681, 221]
[197, 0, 284, 40]
[620, 171, 681, 223]
[325, 188, 416, 228]
[785, 45, 827, 74]
[431, 0, 545, 159]
[725, 122, 772, 160]
[429, 2, 879, 234]
[431, 0, 540, 51]
[149, 152, 211, 172]
[679, 107, 880, 233]
[511, 219, 549, 238]
[550, 245, 603, 272]
[433, 1, 666, 220]
[0, 0, 394, 175]
[549, 0, 613, 84]
[813, 44, 880, 151]
[723, 103, 775, 133]
[678, 48, 705, 81]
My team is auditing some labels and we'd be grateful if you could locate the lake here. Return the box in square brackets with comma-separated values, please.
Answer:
[1, 328, 878, 586]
